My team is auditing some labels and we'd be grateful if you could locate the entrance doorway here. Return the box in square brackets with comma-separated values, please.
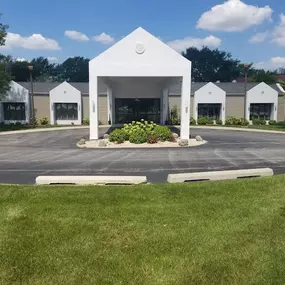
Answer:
[115, 98, 160, 123]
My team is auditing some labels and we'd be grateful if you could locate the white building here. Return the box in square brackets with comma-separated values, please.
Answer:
[246, 82, 278, 122]
[194, 82, 226, 124]
[88, 27, 192, 140]
[0, 81, 30, 124]
[49, 81, 82, 125]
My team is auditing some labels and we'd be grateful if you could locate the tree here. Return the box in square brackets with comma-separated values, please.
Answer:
[0, 15, 11, 97]
[30, 57, 56, 81]
[249, 70, 277, 84]
[182, 47, 242, 82]
[53, 57, 89, 82]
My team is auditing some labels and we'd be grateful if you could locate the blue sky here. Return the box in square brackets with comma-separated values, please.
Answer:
[1, 0, 285, 70]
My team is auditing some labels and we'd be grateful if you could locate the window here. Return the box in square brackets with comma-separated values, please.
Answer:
[250, 104, 272, 120]
[198, 104, 221, 120]
[55, 103, 78, 120]
[3, 102, 26, 121]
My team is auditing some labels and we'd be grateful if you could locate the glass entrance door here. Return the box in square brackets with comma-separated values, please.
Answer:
[115, 99, 160, 123]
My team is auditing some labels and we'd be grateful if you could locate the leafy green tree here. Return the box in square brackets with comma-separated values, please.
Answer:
[249, 70, 277, 84]
[0, 15, 11, 98]
[182, 47, 241, 82]
[53, 56, 89, 82]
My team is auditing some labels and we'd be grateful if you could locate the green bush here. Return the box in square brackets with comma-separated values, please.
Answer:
[15, 122, 22, 126]
[225, 116, 239, 125]
[153, 125, 173, 141]
[277, 121, 285, 126]
[129, 128, 148, 144]
[170, 105, 180, 125]
[31, 117, 38, 126]
[83, 118, 90, 125]
[40, 116, 49, 125]
[109, 129, 126, 144]
[269, 120, 277, 125]
[225, 117, 249, 126]
[252, 118, 266, 126]
[190, 117, 196, 125]
[147, 135, 158, 144]
[197, 117, 209, 125]
[216, 119, 223, 125]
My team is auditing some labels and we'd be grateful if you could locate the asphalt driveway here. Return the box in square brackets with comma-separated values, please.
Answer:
[1, 127, 285, 184]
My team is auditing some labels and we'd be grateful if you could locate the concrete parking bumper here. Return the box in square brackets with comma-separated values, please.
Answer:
[167, 168, 274, 183]
[35, 176, 148, 185]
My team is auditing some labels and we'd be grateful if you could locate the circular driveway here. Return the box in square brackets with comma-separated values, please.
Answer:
[1, 127, 285, 184]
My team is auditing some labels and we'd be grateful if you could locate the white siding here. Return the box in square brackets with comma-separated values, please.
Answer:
[0, 81, 30, 124]
[49, 81, 82, 125]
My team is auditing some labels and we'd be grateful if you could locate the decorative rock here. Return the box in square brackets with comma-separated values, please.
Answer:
[195, 135, 203, 142]
[78, 138, 86, 145]
[98, 140, 107, 147]
[178, 139, 189, 147]
[103, 134, 109, 139]
[172, 133, 179, 139]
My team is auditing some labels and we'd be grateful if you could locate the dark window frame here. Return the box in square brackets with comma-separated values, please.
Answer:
[3, 102, 26, 121]
[250, 103, 272, 121]
[198, 103, 221, 120]
[54, 103, 78, 121]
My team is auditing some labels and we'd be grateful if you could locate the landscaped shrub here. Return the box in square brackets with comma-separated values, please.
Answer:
[40, 116, 49, 125]
[225, 116, 239, 125]
[83, 117, 90, 125]
[216, 119, 223, 125]
[239, 118, 250, 126]
[197, 117, 209, 125]
[252, 118, 266, 126]
[129, 128, 148, 144]
[190, 117, 196, 125]
[277, 121, 285, 126]
[225, 117, 249, 126]
[109, 128, 126, 144]
[170, 105, 180, 125]
[31, 117, 38, 126]
[147, 134, 158, 144]
[153, 125, 173, 141]
[269, 120, 277, 125]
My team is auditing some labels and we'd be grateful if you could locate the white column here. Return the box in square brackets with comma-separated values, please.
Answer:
[162, 88, 169, 125]
[107, 86, 113, 124]
[221, 103, 226, 124]
[245, 93, 250, 122]
[89, 76, 99, 140]
[193, 93, 198, 123]
[180, 75, 191, 140]
[50, 103, 54, 125]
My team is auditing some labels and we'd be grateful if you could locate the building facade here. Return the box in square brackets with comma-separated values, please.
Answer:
[1, 80, 283, 127]
[0, 28, 284, 134]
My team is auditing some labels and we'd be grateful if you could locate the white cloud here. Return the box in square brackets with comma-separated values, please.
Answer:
[197, 0, 272, 32]
[255, 57, 285, 70]
[249, 32, 269, 43]
[47, 56, 58, 62]
[93, 33, 115, 45]
[1, 32, 61, 50]
[64, 30, 89, 42]
[16, 57, 26, 62]
[272, 14, 285, 47]
[167, 35, 222, 53]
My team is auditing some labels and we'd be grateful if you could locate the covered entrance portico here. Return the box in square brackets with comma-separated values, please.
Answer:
[89, 27, 192, 140]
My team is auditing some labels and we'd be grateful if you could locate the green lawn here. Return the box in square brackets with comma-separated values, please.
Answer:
[1, 177, 285, 284]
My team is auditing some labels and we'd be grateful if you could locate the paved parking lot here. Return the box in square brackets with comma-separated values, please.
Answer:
[1, 127, 285, 184]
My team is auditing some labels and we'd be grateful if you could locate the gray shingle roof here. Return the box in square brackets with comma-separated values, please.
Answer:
[17, 81, 284, 95]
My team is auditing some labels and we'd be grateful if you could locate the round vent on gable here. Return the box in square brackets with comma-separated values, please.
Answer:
[135, 42, 145, 54]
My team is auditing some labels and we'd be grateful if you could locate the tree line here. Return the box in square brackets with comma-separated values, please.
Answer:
[1, 48, 282, 84]
[0, 16, 284, 97]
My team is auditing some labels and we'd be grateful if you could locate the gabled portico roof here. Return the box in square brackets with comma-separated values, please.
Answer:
[89, 27, 191, 77]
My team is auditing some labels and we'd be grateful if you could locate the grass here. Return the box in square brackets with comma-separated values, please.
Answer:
[1, 177, 285, 284]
